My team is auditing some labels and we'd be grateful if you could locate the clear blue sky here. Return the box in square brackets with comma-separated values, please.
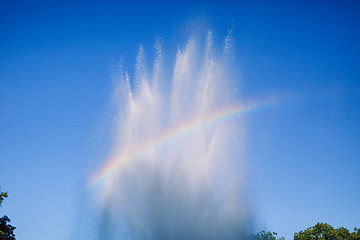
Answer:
[1, 1, 359, 239]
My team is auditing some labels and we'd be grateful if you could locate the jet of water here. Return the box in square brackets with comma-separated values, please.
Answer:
[93, 31, 254, 240]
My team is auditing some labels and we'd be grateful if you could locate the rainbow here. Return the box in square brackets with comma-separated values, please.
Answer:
[88, 97, 278, 189]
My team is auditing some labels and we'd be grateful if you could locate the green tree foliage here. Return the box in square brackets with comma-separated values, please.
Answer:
[0, 191, 7, 206]
[0, 188, 15, 240]
[294, 222, 360, 240]
[256, 230, 285, 240]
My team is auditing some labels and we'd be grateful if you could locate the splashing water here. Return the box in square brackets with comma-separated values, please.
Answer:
[91, 32, 260, 240]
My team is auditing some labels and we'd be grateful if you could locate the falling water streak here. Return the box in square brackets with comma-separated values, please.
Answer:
[91, 31, 263, 240]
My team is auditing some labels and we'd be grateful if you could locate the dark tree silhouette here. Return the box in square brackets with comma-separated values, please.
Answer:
[0, 188, 15, 240]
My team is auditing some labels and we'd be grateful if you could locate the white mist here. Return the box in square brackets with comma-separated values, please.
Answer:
[95, 32, 253, 240]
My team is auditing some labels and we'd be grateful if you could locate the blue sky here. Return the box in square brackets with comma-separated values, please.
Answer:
[1, 1, 360, 239]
